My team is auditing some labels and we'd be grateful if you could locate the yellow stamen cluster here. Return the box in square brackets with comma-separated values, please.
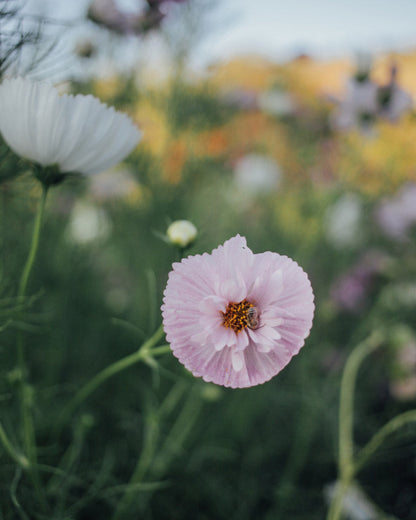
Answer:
[221, 299, 253, 334]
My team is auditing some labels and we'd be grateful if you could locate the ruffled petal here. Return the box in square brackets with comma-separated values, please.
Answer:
[162, 235, 315, 388]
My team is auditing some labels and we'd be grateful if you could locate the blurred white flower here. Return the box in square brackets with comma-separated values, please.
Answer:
[234, 154, 281, 195]
[67, 201, 111, 244]
[325, 193, 363, 248]
[167, 220, 197, 248]
[258, 88, 294, 117]
[376, 183, 416, 241]
[89, 167, 140, 201]
[331, 77, 378, 132]
[0, 77, 141, 182]
[325, 481, 379, 520]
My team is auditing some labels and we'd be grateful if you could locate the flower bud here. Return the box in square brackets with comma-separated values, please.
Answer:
[166, 220, 197, 248]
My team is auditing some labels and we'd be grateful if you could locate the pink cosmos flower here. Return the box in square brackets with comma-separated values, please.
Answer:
[162, 235, 314, 388]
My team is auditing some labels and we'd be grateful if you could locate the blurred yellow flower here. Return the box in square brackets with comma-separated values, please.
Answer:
[337, 118, 416, 195]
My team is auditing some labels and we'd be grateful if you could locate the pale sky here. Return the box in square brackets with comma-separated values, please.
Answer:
[196, 0, 416, 64]
[21, 0, 416, 77]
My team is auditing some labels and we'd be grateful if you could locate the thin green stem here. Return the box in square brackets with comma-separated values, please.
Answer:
[0, 421, 29, 469]
[18, 185, 48, 302]
[16, 184, 49, 510]
[338, 330, 383, 479]
[17, 185, 48, 399]
[57, 325, 167, 430]
[112, 383, 202, 520]
[112, 413, 159, 520]
[354, 410, 416, 475]
[153, 386, 202, 475]
[326, 330, 383, 520]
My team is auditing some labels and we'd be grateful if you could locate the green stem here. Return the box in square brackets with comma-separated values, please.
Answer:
[0, 421, 29, 469]
[18, 185, 48, 302]
[112, 383, 202, 520]
[57, 325, 167, 430]
[338, 330, 383, 479]
[112, 413, 160, 520]
[16, 184, 49, 509]
[326, 330, 383, 520]
[354, 410, 416, 475]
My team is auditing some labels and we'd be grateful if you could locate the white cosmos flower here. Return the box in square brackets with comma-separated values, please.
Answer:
[0, 77, 141, 180]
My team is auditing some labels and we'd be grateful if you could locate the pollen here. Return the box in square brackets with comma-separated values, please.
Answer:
[221, 299, 254, 334]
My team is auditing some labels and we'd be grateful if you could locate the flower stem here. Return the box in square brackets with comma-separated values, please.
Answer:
[56, 325, 167, 431]
[112, 383, 202, 520]
[338, 330, 383, 480]
[354, 410, 416, 475]
[326, 330, 383, 520]
[18, 185, 48, 300]
[16, 184, 48, 509]
[0, 421, 29, 469]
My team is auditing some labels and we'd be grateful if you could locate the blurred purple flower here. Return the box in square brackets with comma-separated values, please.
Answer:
[330, 251, 387, 312]
[376, 183, 416, 241]
[88, 0, 136, 35]
[221, 89, 258, 111]
[147, 0, 187, 6]
[331, 59, 412, 132]
[88, 0, 186, 36]
[377, 63, 413, 122]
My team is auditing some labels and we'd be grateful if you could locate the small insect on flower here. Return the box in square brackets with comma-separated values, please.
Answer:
[246, 306, 260, 330]
[162, 235, 315, 388]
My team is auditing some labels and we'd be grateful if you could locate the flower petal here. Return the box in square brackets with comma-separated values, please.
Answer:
[0, 77, 141, 177]
[162, 235, 315, 388]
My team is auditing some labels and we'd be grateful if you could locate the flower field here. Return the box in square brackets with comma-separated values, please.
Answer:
[0, 1, 416, 518]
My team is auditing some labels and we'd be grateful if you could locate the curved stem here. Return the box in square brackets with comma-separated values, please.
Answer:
[338, 330, 383, 479]
[354, 410, 416, 475]
[0, 421, 29, 469]
[57, 325, 167, 430]
[326, 330, 383, 520]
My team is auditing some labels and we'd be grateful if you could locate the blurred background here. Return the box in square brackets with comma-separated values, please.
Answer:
[1, 1, 416, 518]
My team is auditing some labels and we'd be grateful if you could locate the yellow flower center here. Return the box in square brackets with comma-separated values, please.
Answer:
[221, 299, 254, 334]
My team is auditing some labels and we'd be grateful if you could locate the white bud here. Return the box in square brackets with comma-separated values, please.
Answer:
[167, 220, 197, 248]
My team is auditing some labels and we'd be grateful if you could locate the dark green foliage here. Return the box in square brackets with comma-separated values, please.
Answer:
[0, 70, 415, 520]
